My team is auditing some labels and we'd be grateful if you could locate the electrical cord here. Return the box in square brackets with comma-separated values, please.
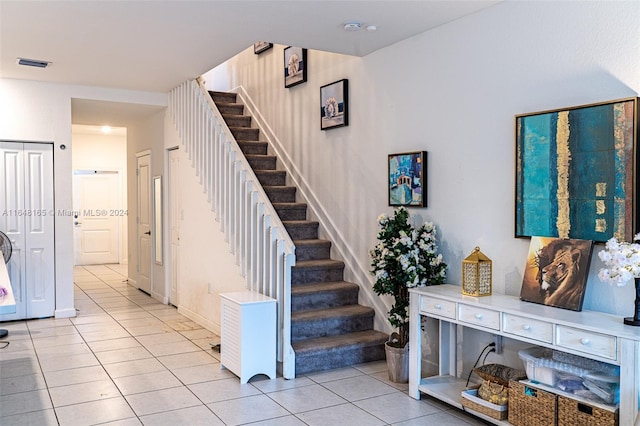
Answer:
[465, 342, 495, 388]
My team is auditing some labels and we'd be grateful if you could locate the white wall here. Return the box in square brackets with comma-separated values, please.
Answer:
[72, 127, 128, 264]
[163, 116, 246, 333]
[203, 1, 640, 371]
[0, 77, 166, 317]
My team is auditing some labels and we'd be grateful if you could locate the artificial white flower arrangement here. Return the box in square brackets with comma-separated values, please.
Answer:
[370, 207, 447, 347]
[598, 234, 640, 286]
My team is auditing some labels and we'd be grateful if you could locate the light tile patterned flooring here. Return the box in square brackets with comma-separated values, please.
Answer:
[0, 264, 487, 425]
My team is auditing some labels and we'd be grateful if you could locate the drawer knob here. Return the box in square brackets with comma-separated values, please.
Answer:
[474, 313, 483, 320]
[580, 338, 590, 345]
[522, 324, 531, 331]
[434, 304, 442, 310]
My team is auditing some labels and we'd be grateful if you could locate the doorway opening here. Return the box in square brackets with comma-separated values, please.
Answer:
[71, 125, 128, 266]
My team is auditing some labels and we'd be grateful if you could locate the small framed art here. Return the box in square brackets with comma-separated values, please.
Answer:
[254, 42, 273, 54]
[284, 46, 307, 88]
[320, 79, 348, 130]
[388, 151, 427, 207]
[520, 236, 593, 311]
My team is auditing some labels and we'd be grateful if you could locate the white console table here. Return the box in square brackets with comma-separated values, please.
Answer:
[409, 284, 640, 425]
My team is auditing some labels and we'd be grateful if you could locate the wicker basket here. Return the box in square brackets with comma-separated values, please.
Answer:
[558, 395, 618, 426]
[461, 389, 508, 420]
[509, 380, 557, 426]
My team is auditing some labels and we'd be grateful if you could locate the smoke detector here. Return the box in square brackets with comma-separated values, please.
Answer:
[343, 22, 362, 32]
[17, 57, 51, 68]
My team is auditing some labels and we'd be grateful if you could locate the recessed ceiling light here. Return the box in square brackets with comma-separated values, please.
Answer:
[343, 21, 361, 32]
[16, 57, 51, 68]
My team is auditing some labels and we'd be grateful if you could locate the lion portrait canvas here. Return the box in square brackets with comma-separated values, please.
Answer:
[520, 236, 593, 311]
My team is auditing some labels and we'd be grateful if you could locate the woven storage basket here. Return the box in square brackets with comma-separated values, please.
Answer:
[461, 389, 508, 420]
[557, 395, 618, 426]
[509, 380, 557, 426]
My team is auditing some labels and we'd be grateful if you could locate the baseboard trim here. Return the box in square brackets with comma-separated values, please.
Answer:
[177, 305, 221, 335]
[54, 308, 77, 319]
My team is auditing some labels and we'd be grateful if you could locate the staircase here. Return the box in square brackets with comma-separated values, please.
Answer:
[209, 90, 388, 374]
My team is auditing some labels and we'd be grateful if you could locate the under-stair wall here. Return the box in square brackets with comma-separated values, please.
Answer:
[167, 79, 297, 379]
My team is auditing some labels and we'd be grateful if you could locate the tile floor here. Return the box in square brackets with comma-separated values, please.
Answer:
[0, 264, 487, 425]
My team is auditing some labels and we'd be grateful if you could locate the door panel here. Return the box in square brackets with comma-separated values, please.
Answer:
[137, 154, 151, 294]
[73, 172, 119, 265]
[168, 148, 180, 306]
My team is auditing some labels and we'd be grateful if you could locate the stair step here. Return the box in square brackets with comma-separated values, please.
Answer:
[292, 330, 388, 375]
[246, 154, 277, 171]
[264, 186, 297, 203]
[273, 203, 307, 221]
[255, 170, 287, 186]
[293, 239, 331, 261]
[209, 91, 237, 104]
[291, 281, 359, 311]
[283, 220, 319, 240]
[291, 305, 374, 341]
[223, 114, 251, 128]
[216, 103, 244, 115]
[238, 141, 268, 155]
[291, 259, 344, 284]
[230, 127, 260, 141]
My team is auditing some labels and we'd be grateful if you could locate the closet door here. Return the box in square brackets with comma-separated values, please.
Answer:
[0, 142, 27, 319]
[0, 142, 54, 320]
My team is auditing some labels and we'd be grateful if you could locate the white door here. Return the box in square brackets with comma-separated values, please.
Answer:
[137, 153, 152, 294]
[168, 148, 180, 306]
[73, 171, 120, 265]
[0, 142, 55, 320]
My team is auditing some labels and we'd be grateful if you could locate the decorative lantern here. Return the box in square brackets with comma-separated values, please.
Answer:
[462, 246, 492, 296]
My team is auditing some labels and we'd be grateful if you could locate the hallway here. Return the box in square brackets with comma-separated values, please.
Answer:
[0, 265, 484, 425]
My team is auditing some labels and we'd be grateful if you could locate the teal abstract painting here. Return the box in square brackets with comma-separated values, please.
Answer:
[515, 98, 638, 242]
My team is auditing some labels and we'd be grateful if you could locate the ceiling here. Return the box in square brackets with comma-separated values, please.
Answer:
[0, 0, 500, 125]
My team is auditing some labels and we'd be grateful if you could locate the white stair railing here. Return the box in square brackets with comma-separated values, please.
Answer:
[168, 79, 297, 379]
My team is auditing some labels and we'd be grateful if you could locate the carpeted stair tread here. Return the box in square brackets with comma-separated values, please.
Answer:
[283, 220, 319, 240]
[255, 170, 287, 186]
[209, 91, 237, 103]
[292, 330, 388, 354]
[238, 141, 268, 155]
[230, 127, 260, 141]
[293, 259, 344, 270]
[292, 304, 373, 321]
[293, 239, 331, 248]
[291, 280, 358, 296]
[222, 114, 251, 128]
[264, 186, 297, 203]
[245, 154, 277, 170]
[292, 239, 331, 261]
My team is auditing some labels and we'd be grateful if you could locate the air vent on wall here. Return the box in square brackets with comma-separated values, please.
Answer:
[17, 57, 51, 68]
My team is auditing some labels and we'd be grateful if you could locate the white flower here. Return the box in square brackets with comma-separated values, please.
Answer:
[598, 237, 640, 286]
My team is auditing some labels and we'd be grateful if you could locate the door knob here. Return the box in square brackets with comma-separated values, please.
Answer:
[144, 231, 151, 235]
[74, 221, 82, 225]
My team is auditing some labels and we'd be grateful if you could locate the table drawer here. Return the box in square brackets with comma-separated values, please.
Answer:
[555, 325, 617, 360]
[458, 304, 500, 330]
[420, 296, 456, 319]
[503, 313, 553, 343]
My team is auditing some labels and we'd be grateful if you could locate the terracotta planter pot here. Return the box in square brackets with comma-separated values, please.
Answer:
[385, 341, 409, 383]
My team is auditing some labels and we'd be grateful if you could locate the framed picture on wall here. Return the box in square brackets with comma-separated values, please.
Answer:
[388, 151, 427, 207]
[254, 42, 273, 54]
[515, 97, 639, 242]
[320, 79, 348, 130]
[520, 236, 593, 312]
[284, 46, 307, 88]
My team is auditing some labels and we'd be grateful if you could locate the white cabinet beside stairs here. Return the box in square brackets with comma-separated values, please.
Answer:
[0, 142, 55, 320]
[409, 284, 640, 425]
[220, 291, 276, 384]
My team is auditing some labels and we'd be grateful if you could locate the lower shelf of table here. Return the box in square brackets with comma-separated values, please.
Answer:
[418, 375, 510, 426]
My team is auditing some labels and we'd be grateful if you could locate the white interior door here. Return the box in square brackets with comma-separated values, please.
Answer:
[73, 171, 120, 265]
[137, 153, 152, 294]
[0, 142, 54, 320]
[168, 148, 180, 306]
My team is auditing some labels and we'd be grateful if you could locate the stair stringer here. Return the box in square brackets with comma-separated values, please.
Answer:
[232, 85, 393, 337]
